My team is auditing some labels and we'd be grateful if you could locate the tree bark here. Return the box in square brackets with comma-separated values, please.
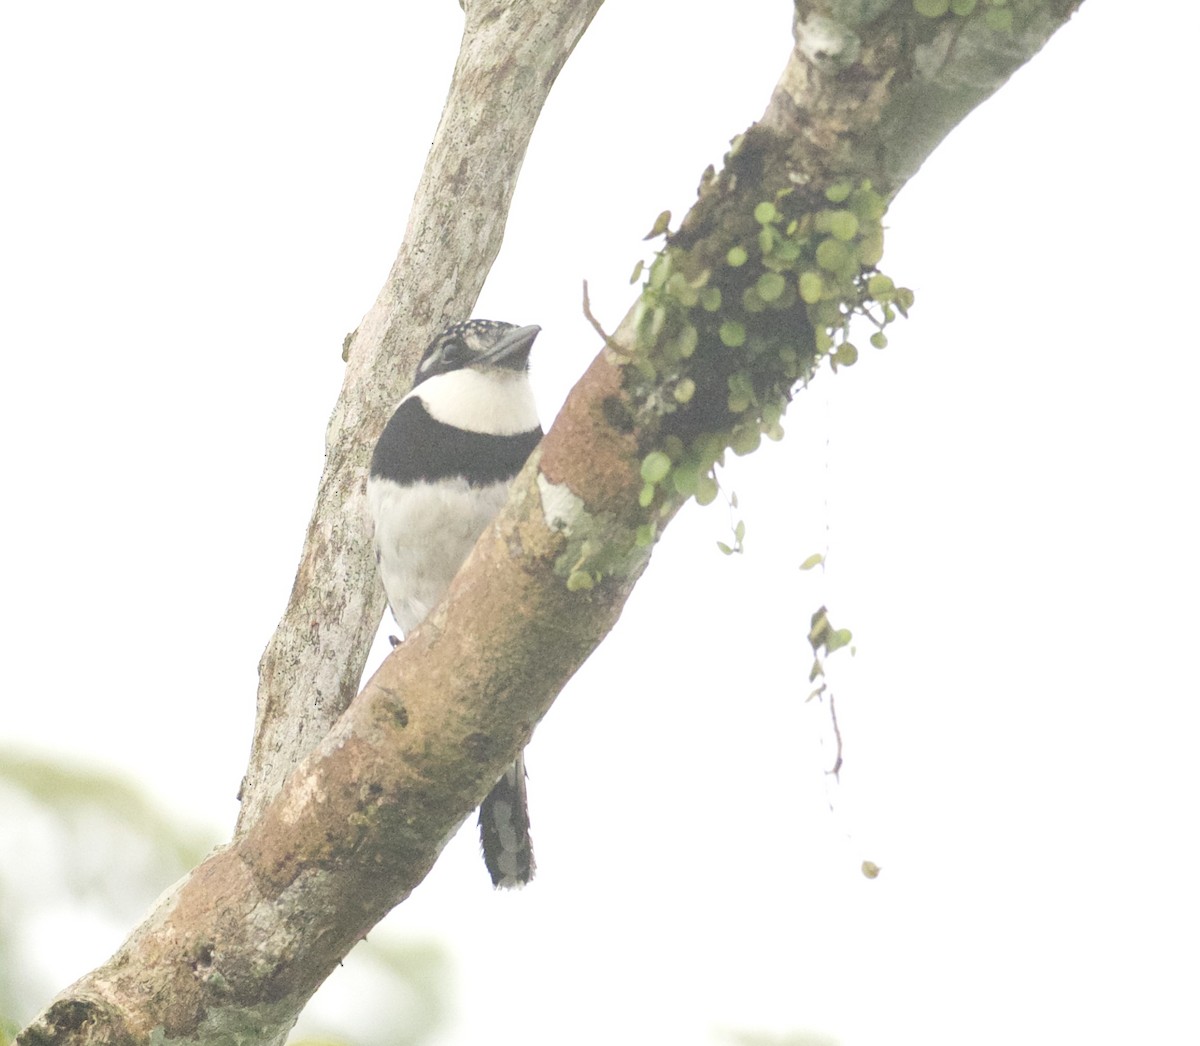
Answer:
[15, 2, 1084, 1043]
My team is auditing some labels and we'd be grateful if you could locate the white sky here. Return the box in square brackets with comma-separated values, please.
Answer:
[2, 2, 1198, 1045]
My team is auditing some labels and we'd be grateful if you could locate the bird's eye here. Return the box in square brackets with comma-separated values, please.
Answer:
[440, 338, 468, 364]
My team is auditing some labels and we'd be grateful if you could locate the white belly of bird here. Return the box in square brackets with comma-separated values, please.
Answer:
[367, 475, 511, 635]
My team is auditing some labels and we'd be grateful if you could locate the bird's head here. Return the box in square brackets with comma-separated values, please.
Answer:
[414, 320, 541, 387]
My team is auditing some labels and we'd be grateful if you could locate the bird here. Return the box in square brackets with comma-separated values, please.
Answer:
[367, 318, 542, 888]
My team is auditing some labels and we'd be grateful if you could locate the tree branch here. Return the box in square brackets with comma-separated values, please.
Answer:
[15, 2, 1085, 1042]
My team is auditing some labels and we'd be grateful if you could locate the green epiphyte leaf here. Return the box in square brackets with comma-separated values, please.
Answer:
[730, 426, 761, 456]
[768, 281, 797, 311]
[799, 552, 825, 571]
[811, 299, 842, 329]
[867, 273, 894, 297]
[825, 180, 853, 203]
[756, 271, 786, 302]
[726, 245, 749, 268]
[913, 0, 950, 16]
[849, 186, 887, 222]
[815, 238, 850, 272]
[649, 253, 671, 290]
[857, 227, 884, 267]
[693, 432, 726, 468]
[870, 331, 888, 349]
[772, 237, 803, 264]
[754, 200, 780, 224]
[695, 474, 719, 506]
[566, 570, 595, 591]
[629, 259, 645, 285]
[826, 628, 853, 653]
[638, 304, 667, 352]
[671, 463, 700, 496]
[727, 371, 754, 398]
[808, 607, 831, 649]
[640, 451, 672, 485]
[798, 271, 824, 304]
[635, 305, 663, 353]
[645, 210, 672, 239]
[720, 321, 747, 348]
[666, 271, 699, 308]
[833, 342, 859, 367]
[741, 286, 767, 314]
[828, 210, 860, 242]
[673, 377, 696, 403]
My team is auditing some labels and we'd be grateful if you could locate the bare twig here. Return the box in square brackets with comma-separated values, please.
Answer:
[582, 280, 630, 357]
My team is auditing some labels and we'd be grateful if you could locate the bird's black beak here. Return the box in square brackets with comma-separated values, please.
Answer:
[478, 324, 540, 368]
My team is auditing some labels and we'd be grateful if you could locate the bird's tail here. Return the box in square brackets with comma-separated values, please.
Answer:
[478, 752, 535, 888]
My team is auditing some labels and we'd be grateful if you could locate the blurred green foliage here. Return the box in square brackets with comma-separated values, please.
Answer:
[0, 745, 212, 1031]
[723, 1030, 842, 1046]
[0, 744, 212, 875]
[0, 747, 450, 1046]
